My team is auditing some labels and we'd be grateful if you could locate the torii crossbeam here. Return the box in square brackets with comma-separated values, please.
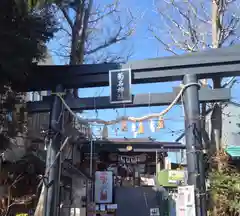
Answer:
[9, 45, 240, 92]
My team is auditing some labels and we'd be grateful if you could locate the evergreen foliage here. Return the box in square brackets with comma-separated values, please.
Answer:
[209, 149, 240, 215]
[0, 0, 57, 84]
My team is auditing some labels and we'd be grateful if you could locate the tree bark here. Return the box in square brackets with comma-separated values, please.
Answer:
[211, 0, 223, 151]
[211, 1, 223, 215]
[67, 0, 93, 98]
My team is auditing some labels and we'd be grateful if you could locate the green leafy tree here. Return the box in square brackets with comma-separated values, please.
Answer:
[0, 0, 57, 145]
[209, 150, 240, 215]
[0, 2, 57, 213]
[0, 0, 57, 84]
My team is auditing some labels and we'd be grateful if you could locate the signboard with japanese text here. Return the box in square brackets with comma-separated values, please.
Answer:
[109, 68, 132, 104]
[168, 170, 186, 184]
[176, 185, 196, 216]
[95, 171, 113, 204]
[108, 153, 147, 164]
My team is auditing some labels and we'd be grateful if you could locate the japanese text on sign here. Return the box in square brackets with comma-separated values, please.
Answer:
[117, 72, 124, 100]
[109, 68, 132, 104]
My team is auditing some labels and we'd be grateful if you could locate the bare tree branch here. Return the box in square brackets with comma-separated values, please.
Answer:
[58, 25, 71, 37]
[89, 0, 119, 24]
[60, 7, 73, 28]
[186, 0, 211, 24]
[149, 27, 178, 55]
[85, 22, 134, 55]
[152, 0, 240, 53]
[50, 0, 135, 96]
[52, 0, 135, 66]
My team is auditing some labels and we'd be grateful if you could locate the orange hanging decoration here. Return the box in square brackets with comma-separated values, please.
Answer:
[138, 122, 144, 134]
[121, 120, 128, 132]
[157, 116, 165, 129]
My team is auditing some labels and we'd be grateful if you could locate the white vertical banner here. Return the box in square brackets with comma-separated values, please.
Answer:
[94, 171, 113, 204]
[176, 185, 196, 216]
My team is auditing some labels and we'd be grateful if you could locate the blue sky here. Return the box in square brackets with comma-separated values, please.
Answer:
[48, 0, 240, 163]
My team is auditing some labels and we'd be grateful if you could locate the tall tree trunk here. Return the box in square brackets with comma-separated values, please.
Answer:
[211, 0, 223, 154]
[211, 1, 223, 215]
[68, 0, 93, 98]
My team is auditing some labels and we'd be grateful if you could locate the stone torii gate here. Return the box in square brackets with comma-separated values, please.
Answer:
[10, 45, 240, 216]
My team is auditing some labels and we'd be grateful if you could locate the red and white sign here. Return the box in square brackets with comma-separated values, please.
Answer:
[95, 171, 113, 204]
[176, 185, 196, 216]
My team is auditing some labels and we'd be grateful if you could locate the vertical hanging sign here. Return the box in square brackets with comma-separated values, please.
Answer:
[109, 68, 132, 104]
[176, 185, 196, 216]
[95, 171, 113, 204]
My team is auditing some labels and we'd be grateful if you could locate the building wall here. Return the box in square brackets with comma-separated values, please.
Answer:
[205, 103, 240, 147]
[221, 103, 240, 146]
